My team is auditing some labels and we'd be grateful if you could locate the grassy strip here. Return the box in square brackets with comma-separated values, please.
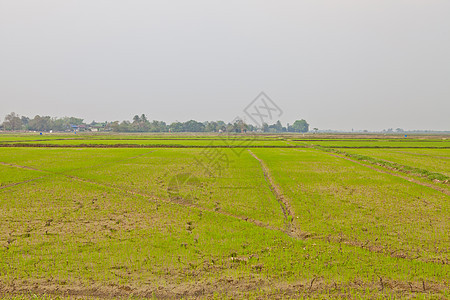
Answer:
[315, 146, 449, 184]
[320, 146, 450, 149]
[0, 143, 306, 148]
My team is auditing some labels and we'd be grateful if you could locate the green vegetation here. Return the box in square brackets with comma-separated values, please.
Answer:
[0, 134, 449, 298]
[315, 146, 449, 184]
[343, 148, 450, 177]
[1, 112, 310, 133]
[296, 139, 450, 148]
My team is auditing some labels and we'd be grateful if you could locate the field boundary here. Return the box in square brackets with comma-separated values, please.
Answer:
[389, 150, 449, 160]
[0, 144, 306, 148]
[0, 176, 49, 190]
[316, 147, 449, 184]
[318, 146, 450, 149]
[248, 150, 306, 238]
[321, 151, 450, 196]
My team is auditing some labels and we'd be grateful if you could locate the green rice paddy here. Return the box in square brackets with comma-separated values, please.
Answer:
[0, 133, 448, 299]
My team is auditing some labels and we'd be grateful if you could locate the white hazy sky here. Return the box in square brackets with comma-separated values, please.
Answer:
[1, 0, 449, 131]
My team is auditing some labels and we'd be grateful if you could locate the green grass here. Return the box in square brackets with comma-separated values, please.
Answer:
[294, 138, 450, 148]
[343, 148, 450, 177]
[3, 139, 290, 147]
[316, 147, 449, 184]
[0, 165, 44, 188]
[252, 148, 449, 261]
[0, 134, 449, 298]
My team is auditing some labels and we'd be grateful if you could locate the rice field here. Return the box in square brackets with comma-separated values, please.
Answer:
[0, 133, 449, 299]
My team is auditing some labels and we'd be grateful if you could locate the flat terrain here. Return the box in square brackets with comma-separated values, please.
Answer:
[0, 133, 449, 299]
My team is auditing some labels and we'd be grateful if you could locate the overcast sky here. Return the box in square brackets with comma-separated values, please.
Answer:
[1, 0, 449, 131]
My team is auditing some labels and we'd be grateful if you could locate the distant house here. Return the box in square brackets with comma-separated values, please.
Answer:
[90, 123, 107, 132]
[70, 124, 87, 131]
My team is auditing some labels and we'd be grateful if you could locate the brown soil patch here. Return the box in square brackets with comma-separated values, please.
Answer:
[0, 277, 447, 299]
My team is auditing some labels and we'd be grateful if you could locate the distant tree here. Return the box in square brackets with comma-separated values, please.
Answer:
[290, 119, 309, 133]
[110, 121, 120, 132]
[21, 116, 30, 127]
[149, 120, 167, 132]
[169, 122, 184, 132]
[313, 127, 318, 133]
[118, 121, 132, 132]
[396, 128, 404, 133]
[50, 117, 83, 131]
[216, 121, 226, 132]
[141, 114, 148, 123]
[52, 118, 66, 131]
[205, 121, 218, 132]
[267, 120, 283, 133]
[274, 120, 283, 132]
[183, 120, 205, 132]
[2, 112, 312, 134]
[67, 117, 84, 125]
[28, 115, 52, 131]
[3, 112, 23, 131]
[225, 122, 234, 133]
[229, 119, 247, 133]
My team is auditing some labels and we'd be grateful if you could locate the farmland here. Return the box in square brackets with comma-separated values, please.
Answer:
[0, 133, 449, 299]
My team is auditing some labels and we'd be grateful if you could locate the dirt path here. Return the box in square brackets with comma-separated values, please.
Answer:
[1, 277, 446, 299]
[247, 150, 305, 238]
[0, 176, 50, 190]
[0, 161, 54, 190]
[0, 161, 48, 172]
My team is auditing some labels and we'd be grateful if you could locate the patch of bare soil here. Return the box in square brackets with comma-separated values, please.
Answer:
[0, 277, 447, 299]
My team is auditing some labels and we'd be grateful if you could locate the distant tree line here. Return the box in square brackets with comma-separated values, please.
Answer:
[1, 112, 309, 133]
[1, 112, 84, 132]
